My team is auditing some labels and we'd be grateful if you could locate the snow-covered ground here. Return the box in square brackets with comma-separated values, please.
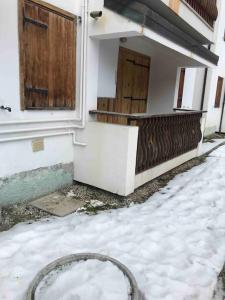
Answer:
[36, 260, 130, 300]
[201, 139, 225, 155]
[1, 146, 225, 300]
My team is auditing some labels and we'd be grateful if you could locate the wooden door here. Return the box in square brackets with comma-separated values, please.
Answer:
[177, 68, 185, 109]
[115, 47, 151, 116]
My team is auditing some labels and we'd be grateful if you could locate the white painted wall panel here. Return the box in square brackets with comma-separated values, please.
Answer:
[0, 135, 74, 178]
[203, 0, 225, 135]
[74, 122, 138, 196]
[98, 39, 119, 98]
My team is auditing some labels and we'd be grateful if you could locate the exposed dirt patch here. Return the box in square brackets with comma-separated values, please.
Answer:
[62, 155, 206, 209]
[0, 154, 207, 232]
[0, 204, 50, 232]
[4, 131, 225, 233]
[213, 265, 225, 300]
[204, 133, 225, 142]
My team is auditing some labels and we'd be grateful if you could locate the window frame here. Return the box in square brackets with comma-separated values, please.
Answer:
[18, 0, 77, 111]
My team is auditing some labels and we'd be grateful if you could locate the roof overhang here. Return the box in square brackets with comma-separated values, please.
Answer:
[104, 0, 219, 66]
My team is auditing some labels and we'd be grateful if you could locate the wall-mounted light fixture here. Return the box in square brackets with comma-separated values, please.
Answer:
[120, 37, 127, 43]
[90, 11, 103, 20]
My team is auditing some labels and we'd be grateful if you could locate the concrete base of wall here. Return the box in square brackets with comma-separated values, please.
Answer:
[135, 149, 198, 189]
[0, 163, 74, 206]
[204, 126, 217, 137]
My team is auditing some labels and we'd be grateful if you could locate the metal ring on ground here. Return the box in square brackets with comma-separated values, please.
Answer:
[25, 253, 142, 300]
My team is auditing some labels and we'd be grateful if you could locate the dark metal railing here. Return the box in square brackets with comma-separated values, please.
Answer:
[127, 113, 202, 174]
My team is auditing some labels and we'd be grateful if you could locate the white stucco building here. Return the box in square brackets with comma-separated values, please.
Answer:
[176, 0, 225, 136]
[0, 0, 221, 205]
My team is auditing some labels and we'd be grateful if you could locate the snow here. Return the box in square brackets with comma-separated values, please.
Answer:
[1, 145, 225, 300]
[89, 200, 105, 208]
[201, 139, 225, 155]
[66, 190, 76, 198]
[35, 260, 130, 300]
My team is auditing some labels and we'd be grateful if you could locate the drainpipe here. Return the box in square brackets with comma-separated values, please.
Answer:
[0, 131, 87, 146]
[200, 68, 208, 111]
[0, 0, 89, 144]
[80, 0, 89, 129]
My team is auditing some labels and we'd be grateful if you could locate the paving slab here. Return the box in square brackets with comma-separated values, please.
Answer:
[30, 193, 85, 217]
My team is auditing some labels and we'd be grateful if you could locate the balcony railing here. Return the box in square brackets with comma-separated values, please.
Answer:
[184, 0, 218, 27]
[127, 112, 202, 174]
[90, 110, 203, 175]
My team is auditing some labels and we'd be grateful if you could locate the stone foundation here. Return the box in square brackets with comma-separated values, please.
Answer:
[0, 163, 74, 206]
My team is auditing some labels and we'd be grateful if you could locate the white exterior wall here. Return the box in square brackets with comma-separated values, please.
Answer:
[161, 0, 170, 6]
[97, 39, 119, 98]
[178, 1, 214, 42]
[202, 0, 225, 135]
[0, 136, 74, 178]
[97, 36, 206, 115]
[0, 0, 216, 201]
[182, 69, 197, 109]
[179, 0, 225, 136]
[0, 0, 102, 178]
[180, 68, 205, 110]
[159, 0, 214, 42]
[148, 60, 178, 114]
[0, 0, 83, 180]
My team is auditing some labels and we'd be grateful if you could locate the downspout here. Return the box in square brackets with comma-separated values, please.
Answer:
[80, 0, 89, 129]
[200, 68, 208, 111]
[0, 0, 89, 144]
[200, 45, 211, 111]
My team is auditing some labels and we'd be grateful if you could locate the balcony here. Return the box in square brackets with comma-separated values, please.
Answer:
[183, 0, 218, 27]
[90, 110, 202, 175]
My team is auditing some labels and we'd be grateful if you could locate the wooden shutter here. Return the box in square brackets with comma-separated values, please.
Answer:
[215, 77, 224, 108]
[19, 0, 76, 110]
[131, 54, 150, 113]
[115, 47, 151, 115]
[115, 48, 134, 114]
[177, 68, 185, 109]
[169, 0, 180, 14]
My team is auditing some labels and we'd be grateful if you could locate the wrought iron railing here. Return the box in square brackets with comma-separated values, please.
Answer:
[127, 112, 202, 174]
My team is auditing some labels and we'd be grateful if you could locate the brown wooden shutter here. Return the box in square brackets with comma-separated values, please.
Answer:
[215, 77, 224, 108]
[19, 0, 76, 110]
[169, 0, 180, 14]
[131, 55, 150, 113]
[177, 68, 185, 109]
[115, 47, 151, 115]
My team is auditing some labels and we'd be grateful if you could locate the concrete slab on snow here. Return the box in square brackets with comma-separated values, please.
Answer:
[30, 193, 85, 217]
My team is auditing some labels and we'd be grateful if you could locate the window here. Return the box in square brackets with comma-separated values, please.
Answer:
[19, 0, 76, 110]
[215, 77, 224, 108]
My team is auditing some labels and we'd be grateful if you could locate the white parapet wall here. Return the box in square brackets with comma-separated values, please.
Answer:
[74, 122, 139, 196]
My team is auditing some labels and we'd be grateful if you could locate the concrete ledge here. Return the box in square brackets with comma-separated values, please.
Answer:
[135, 149, 198, 189]
[0, 163, 74, 206]
[74, 122, 138, 196]
[204, 126, 217, 137]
